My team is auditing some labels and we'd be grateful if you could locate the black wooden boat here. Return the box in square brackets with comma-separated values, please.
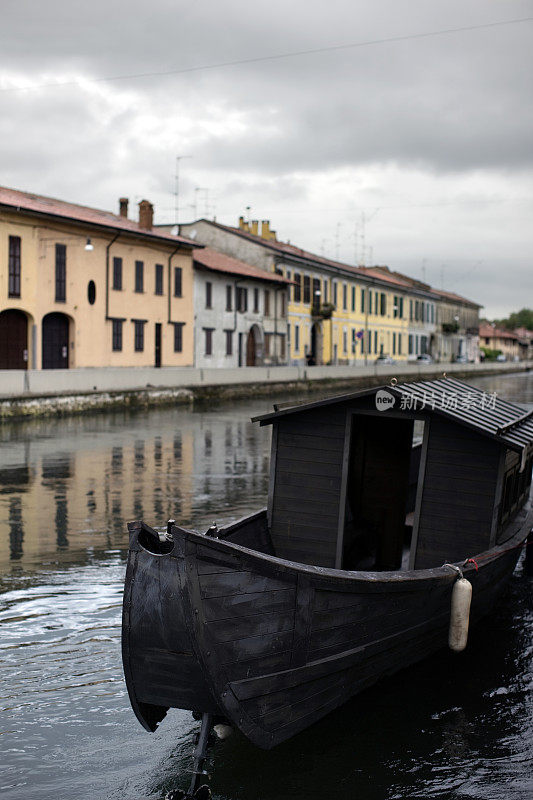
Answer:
[122, 378, 533, 787]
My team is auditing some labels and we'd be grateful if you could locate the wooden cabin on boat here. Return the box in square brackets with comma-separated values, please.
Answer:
[253, 377, 533, 572]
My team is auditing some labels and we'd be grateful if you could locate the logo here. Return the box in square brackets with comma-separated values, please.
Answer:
[375, 390, 396, 411]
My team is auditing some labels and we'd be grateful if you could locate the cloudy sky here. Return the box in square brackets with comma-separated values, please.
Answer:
[1, 0, 532, 317]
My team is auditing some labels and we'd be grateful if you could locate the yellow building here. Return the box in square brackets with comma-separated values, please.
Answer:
[0, 187, 196, 370]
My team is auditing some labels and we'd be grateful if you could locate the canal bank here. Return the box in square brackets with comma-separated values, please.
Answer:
[0, 361, 531, 419]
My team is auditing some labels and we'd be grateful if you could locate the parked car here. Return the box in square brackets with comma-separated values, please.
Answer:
[496, 354, 507, 362]
[375, 355, 396, 365]
[416, 354, 433, 364]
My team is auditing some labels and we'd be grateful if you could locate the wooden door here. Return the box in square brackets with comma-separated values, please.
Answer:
[246, 328, 256, 366]
[0, 310, 28, 369]
[42, 313, 69, 369]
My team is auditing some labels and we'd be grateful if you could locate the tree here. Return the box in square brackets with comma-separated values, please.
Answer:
[495, 308, 533, 330]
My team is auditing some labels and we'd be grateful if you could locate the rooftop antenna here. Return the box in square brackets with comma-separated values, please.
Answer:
[174, 155, 191, 226]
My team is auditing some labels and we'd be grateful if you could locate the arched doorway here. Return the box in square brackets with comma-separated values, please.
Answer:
[0, 310, 28, 369]
[246, 327, 257, 366]
[245, 324, 263, 366]
[42, 313, 70, 369]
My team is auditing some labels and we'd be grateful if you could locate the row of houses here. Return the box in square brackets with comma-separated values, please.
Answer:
[0, 185, 484, 371]
[479, 324, 533, 361]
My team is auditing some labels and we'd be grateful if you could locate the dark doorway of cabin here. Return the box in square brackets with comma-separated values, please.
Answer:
[154, 323, 161, 367]
[342, 414, 416, 571]
[42, 313, 69, 369]
[0, 310, 28, 369]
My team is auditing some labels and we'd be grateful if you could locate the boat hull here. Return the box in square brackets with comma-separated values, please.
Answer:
[122, 505, 531, 748]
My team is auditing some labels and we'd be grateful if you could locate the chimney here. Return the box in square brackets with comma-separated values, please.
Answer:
[238, 215, 245, 229]
[138, 199, 153, 230]
[261, 220, 270, 239]
[119, 197, 129, 218]
[251, 220, 259, 236]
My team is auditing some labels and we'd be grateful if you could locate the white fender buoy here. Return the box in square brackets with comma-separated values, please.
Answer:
[448, 577, 472, 652]
[213, 723, 234, 740]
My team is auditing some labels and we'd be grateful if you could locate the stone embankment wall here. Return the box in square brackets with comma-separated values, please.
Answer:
[0, 362, 530, 419]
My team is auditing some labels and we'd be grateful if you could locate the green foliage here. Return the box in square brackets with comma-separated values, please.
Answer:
[480, 346, 502, 361]
[495, 308, 533, 331]
[442, 321, 459, 334]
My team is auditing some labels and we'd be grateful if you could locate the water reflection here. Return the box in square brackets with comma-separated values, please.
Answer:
[0, 401, 272, 568]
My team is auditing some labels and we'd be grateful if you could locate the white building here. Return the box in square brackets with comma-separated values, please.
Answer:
[193, 246, 290, 368]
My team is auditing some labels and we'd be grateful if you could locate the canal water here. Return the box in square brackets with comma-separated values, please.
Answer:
[1, 373, 532, 800]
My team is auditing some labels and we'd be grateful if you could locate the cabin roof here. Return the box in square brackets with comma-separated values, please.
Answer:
[252, 377, 533, 454]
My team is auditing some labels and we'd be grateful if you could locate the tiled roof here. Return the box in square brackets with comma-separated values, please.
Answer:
[193, 247, 291, 283]
[0, 185, 197, 247]
[192, 219, 373, 279]
[479, 324, 518, 340]
[431, 287, 482, 308]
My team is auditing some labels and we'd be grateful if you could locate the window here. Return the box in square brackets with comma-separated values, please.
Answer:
[135, 260, 144, 293]
[280, 291, 287, 317]
[264, 290, 270, 316]
[295, 325, 300, 351]
[254, 287, 259, 313]
[225, 330, 233, 356]
[351, 286, 356, 312]
[8, 236, 21, 298]
[333, 281, 338, 306]
[280, 335, 286, 360]
[264, 333, 271, 357]
[174, 267, 182, 297]
[226, 285, 233, 311]
[112, 319, 123, 351]
[342, 283, 347, 311]
[204, 328, 214, 355]
[112, 257, 122, 290]
[133, 320, 145, 351]
[409, 300, 413, 321]
[173, 322, 184, 352]
[343, 328, 347, 353]
[398, 334, 402, 355]
[351, 328, 356, 354]
[392, 332, 396, 355]
[361, 288, 366, 313]
[55, 244, 66, 302]
[205, 281, 212, 309]
[374, 292, 378, 315]
[367, 330, 372, 353]
[409, 334, 413, 355]
[374, 330, 378, 353]
[303, 275, 311, 304]
[323, 279, 328, 303]
[237, 287, 248, 312]
[399, 297, 404, 318]
[380, 293, 387, 316]
[293, 273, 301, 302]
[155, 263, 163, 295]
